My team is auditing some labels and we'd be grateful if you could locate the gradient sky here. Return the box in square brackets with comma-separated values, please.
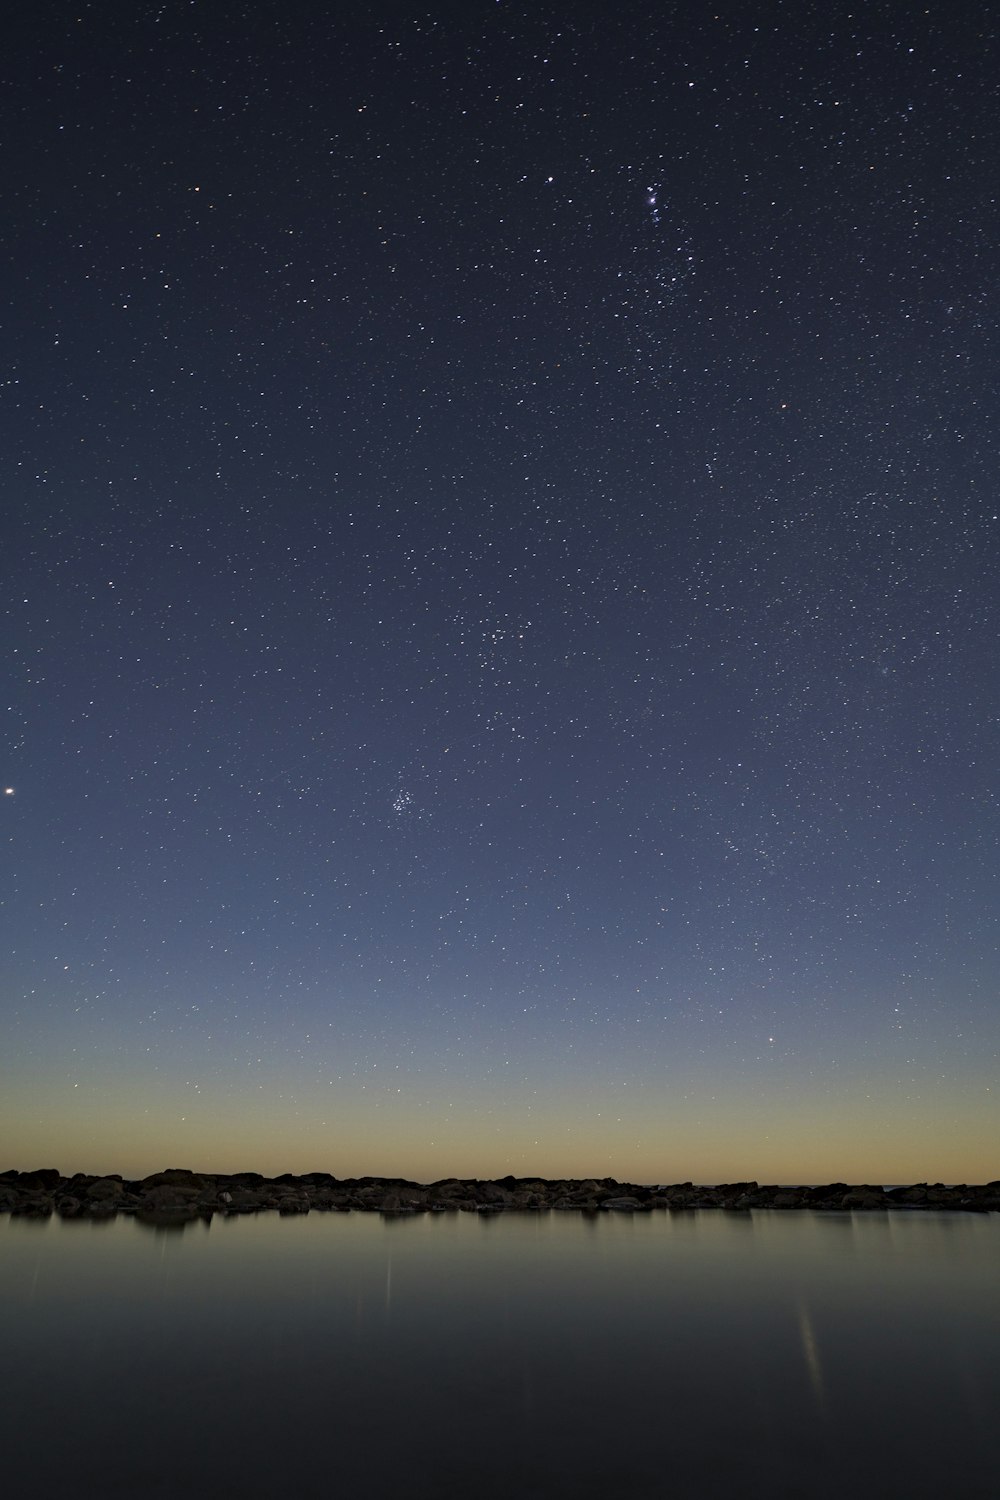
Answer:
[3, 1, 998, 1184]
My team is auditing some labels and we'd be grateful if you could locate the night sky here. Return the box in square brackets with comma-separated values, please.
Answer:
[4, 1, 999, 1183]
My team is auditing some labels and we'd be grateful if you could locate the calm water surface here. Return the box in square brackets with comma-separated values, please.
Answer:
[1, 1209, 997, 1498]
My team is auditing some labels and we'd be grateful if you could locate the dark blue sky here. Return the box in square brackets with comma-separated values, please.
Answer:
[4, 0, 998, 1181]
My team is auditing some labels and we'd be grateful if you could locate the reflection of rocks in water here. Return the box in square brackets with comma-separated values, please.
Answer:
[135, 1183, 205, 1228]
[2, 1167, 999, 1221]
[134, 1208, 208, 1233]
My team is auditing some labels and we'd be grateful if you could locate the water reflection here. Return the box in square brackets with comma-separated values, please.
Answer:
[796, 1300, 828, 1415]
[133, 1212, 212, 1236]
[1, 1210, 997, 1500]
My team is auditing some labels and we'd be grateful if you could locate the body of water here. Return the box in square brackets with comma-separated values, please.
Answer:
[1, 1208, 997, 1498]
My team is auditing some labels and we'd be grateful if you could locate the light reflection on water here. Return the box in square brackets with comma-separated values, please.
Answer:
[1, 1210, 998, 1499]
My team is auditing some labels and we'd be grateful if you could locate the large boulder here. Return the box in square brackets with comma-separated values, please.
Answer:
[141, 1183, 203, 1211]
[962, 1183, 1000, 1210]
[138, 1169, 212, 1191]
[478, 1181, 514, 1206]
[15, 1169, 62, 1191]
[805, 1184, 852, 1207]
[841, 1188, 888, 1210]
[12, 1193, 54, 1216]
[299, 1172, 340, 1189]
[651, 1183, 696, 1207]
[715, 1182, 759, 1201]
[87, 1177, 124, 1201]
[276, 1189, 310, 1213]
[428, 1178, 467, 1198]
[886, 1184, 926, 1205]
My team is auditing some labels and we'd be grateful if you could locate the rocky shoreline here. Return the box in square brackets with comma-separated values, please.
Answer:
[2, 1168, 999, 1225]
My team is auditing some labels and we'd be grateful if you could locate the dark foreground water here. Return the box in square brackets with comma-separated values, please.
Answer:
[1, 1209, 998, 1499]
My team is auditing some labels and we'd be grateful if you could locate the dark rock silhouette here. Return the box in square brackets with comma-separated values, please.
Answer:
[1, 1168, 998, 1221]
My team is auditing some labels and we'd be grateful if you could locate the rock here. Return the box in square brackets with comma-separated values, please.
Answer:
[428, 1178, 467, 1199]
[139, 1169, 211, 1191]
[15, 1169, 63, 1191]
[222, 1188, 266, 1211]
[841, 1188, 888, 1210]
[715, 1182, 759, 1202]
[87, 1177, 125, 1201]
[886, 1184, 927, 1205]
[771, 1190, 809, 1209]
[12, 1194, 54, 1216]
[299, 1172, 340, 1190]
[924, 1184, 962, 1206]
[477, 1182, 514, 1206]
[312, 1191, 351, 1210]
[651, 1184, 696, 1207]
[805, 1184, 852, 1208]
[736, 1186, 778, 1207]
[961, 1183, 1000, 1210]
[141, 1184, 203, 1211]
[3, 1170, 999, 1216]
